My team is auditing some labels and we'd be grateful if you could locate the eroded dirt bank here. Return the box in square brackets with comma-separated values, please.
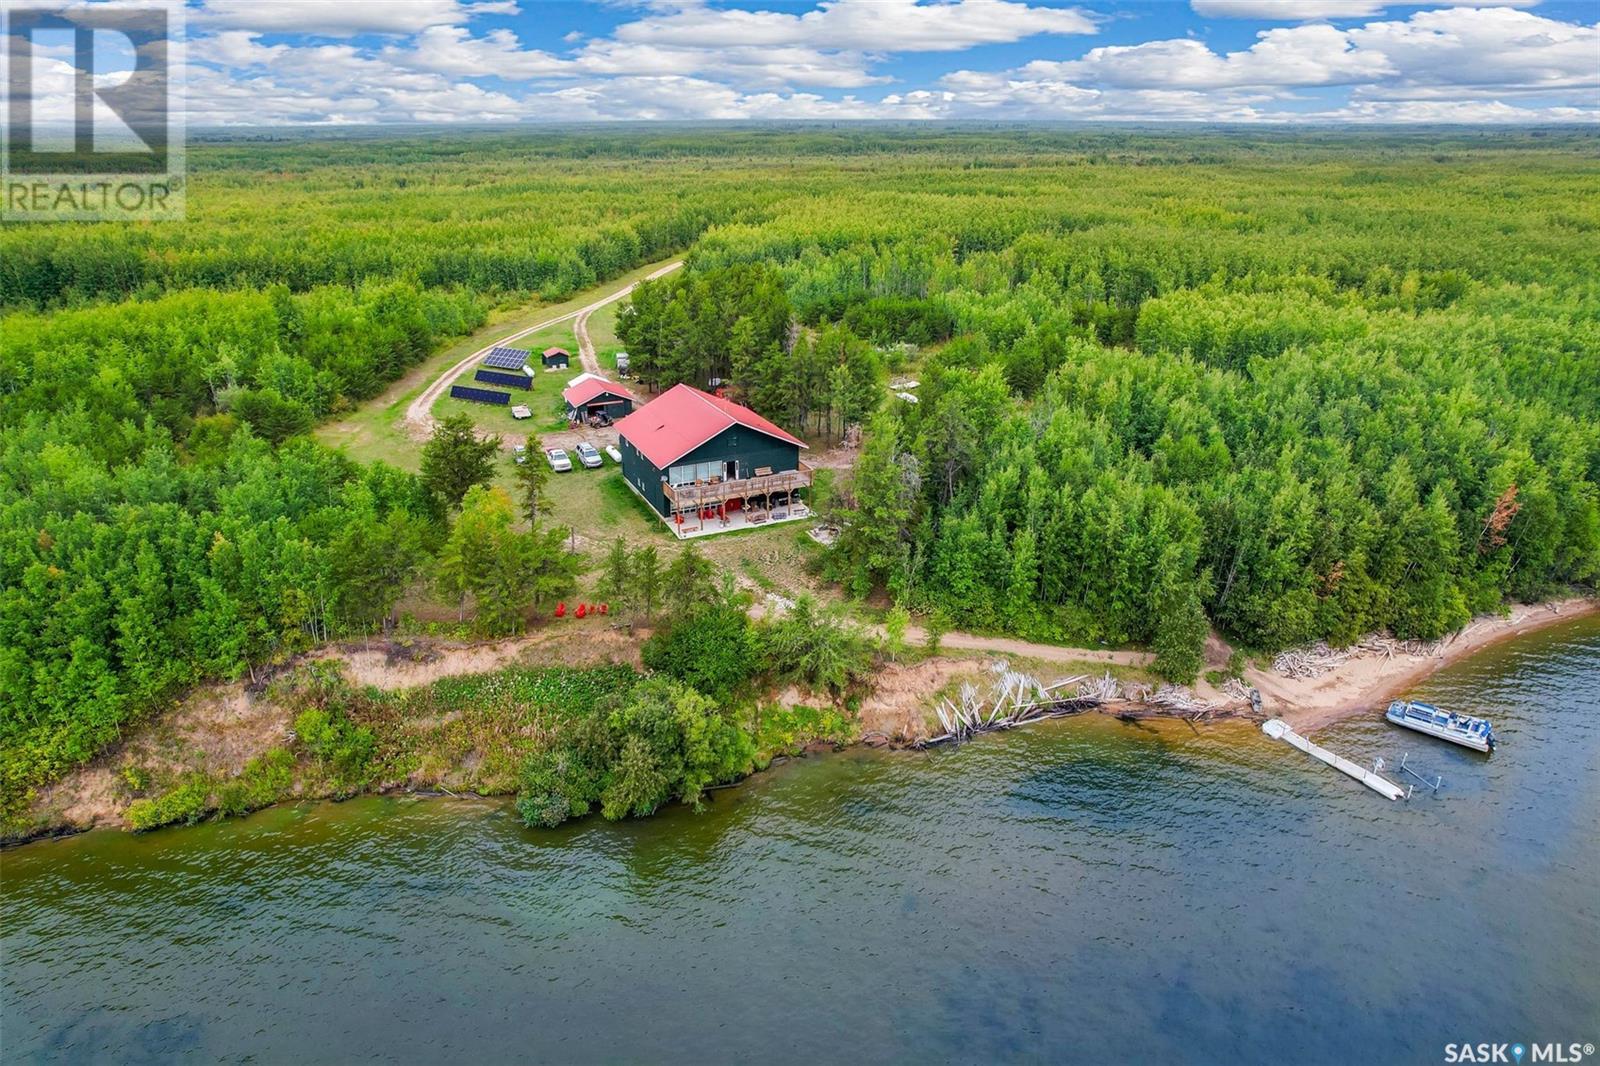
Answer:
[16, 627, 642, 839]
[12, 598, 1592, 843]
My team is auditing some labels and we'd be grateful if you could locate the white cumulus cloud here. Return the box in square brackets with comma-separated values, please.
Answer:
[1027, 24, 1392, 89]
[176, 0, 1600, 124]
[611, 0, 1098, 52]
[1346, 7, 1600, 97]
[191, 0, 522, 38]
[1192, 0, 1541, 19]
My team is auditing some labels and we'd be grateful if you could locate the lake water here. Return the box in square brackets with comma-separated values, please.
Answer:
[4, 616, 1599, 1064]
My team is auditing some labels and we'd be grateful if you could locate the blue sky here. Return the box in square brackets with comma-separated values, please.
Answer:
[120, 1, 1600, 123]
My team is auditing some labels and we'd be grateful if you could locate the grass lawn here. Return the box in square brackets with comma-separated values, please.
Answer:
[541, 468, 661, 546]
[432, 319, 577, 438]
[313, 253, 680, 470]
[530, 464, 834, 604]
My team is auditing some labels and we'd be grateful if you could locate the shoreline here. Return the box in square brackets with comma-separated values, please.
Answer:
[1236, 597, 1598, 733]
[7, 596, 1594, 848]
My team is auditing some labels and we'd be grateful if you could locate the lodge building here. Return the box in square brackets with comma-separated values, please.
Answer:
[616, 384, 811, 536]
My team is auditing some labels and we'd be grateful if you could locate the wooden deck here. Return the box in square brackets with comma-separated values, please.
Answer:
[663, 462, 813, 510]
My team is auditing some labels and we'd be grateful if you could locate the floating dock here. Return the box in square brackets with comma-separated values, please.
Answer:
[1262, 718, 1406, 800]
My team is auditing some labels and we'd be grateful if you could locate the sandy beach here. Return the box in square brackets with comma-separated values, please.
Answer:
[1231, 597, 1598, 732]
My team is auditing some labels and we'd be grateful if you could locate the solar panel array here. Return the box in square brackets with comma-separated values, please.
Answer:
[450, 385, 511, 406]
[482, 346, 531, 371]
[474, 369, 533, 390]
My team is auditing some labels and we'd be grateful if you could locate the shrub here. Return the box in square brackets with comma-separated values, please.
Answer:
[127, 775, 213, 831]
[119, 763, 151, 794]
[293, 706, 376, 786]
[513, 677, 757, 828]
[923, 608, 950, 657]
[215, 749, 296, 818]
[754, 703, 858, 759]
[758, 598, 875, 695]
[883, 606, 911, 661]
[600, 736, 673, 821]
[641, 605, 755, 698]
[514, 718, 612, 828]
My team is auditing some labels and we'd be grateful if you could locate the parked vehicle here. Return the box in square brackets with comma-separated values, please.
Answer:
[546, 447, 572, 472]
[513, 444, 527, 465]
[575, 442, 603, 468]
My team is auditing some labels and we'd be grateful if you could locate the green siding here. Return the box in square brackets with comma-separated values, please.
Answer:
[674, 426, 800, 482]
[619, 425, 802, 518]
[567, 390, 634, 421]
[620, 436, 670, 516]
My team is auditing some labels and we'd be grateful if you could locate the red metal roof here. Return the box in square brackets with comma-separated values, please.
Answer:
[615, 383, 807, 469]
[563, 377, 635, 408]
[543, 347, 568, 357]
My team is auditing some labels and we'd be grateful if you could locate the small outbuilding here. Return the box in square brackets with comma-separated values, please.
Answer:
[563, 375, 635, 424]
[542, 347, 570, 369]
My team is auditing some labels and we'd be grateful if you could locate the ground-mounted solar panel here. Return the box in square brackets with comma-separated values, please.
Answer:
[474, 369, 533, 389]
[450, 385, 511, 406]
[482, 346, 532, 371]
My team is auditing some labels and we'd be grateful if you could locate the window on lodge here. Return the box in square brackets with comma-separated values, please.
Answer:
[668, 459, 724, 486]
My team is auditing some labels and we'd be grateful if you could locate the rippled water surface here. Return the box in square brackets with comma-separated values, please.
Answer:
[5, 617, 1599, 1064]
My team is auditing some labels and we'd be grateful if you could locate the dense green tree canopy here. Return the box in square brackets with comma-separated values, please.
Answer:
[4, 128, 1597, 816]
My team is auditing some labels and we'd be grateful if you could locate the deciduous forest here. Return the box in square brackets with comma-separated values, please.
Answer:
[3, 128, 1597, 822]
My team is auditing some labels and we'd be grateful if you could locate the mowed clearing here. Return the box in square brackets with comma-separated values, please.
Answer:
[314, 255, 682, 470]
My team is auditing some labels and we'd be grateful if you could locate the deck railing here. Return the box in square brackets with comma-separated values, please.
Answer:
[663, 462, 813, 509]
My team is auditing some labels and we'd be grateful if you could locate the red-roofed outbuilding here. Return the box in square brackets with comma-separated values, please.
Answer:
[563, 376, 634, 422]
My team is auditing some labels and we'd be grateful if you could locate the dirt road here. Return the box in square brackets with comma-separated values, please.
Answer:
[403, 260, 681, 442]
[912, 628, 1155, 667]
[575, 303, 602, 375]
[754, 592, 1155, 670]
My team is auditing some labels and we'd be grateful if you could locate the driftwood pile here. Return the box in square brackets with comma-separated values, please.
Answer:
[1146, 683, 1215, 714]
[1273, 632, 1451, 679]
[1352, 634, 1446, 659]
[1222, 677, 1255, 702]
[1271, 641, 1351, 679]
[919, 664, 1096, 746]
[918, 664, 1269, 747]
[1078, 672, 1123, 702]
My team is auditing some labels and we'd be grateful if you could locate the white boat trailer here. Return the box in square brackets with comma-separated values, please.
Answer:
[1262, 719, 1407, 800]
